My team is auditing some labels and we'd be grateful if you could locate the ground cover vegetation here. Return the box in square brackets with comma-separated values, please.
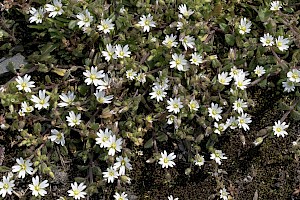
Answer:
[0, 0, 300, 199]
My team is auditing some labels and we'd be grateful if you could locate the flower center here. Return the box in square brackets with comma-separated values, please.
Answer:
[103, 24, 109, 29]
[21, 163, 26, 170]
[3, 183, 9, 190]
[292, 73, 299, 79]
[21, 82, 27, 88]
[34, 185, 40, 191]
[276, 127, 282, 132]
[109, 171, 115, 176]
[111, 143, 116, 149]
[241, 26, 246, 32]
[175, 59, 181, 65]
[73, 189, 80, 195]
[173, 103, 179, 109]
[277, 42, 282, 47]
[163, 158, 169, 164]
[90, 74, 96, 80]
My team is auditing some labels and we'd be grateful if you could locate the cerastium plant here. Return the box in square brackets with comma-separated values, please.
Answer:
[0, 0, 299, 199]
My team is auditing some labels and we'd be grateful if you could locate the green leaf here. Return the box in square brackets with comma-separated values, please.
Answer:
[144, 138, 153, 148]
[278, 101, 290, 111]
[225, 34, 235, 46]
[33, 123, 42, 134]
[52, 68, 67, 76]
[291, 110, 300, 121]
[0, 166, 11, 173]
[157, 132, 168, 142]
[68, 20, 78, 30]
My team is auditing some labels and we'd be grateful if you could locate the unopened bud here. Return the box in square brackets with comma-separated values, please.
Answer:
[253, 137, 264, 146]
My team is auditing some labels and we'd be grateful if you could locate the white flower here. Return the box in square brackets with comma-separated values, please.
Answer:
[254, 66, 266, 77]
[273, 120, 289, 137]
[208, 102, 223, 121]
[30, 90, 50, 110]
[276, 36, 289, 51]
[18, 110, 25, 117]
[167, 97, 183, 114]
[270, 1, 282, 11]
[16, 74, 35, 92]
[21, 101, 34, 113]
[220, 188, 229, 200]
[107, 135, 123, 156]
[167, 115, 176, 125]
[234, 75, 251, 90]
[0, 176, 15, 197]
[237, 113, 252, 131]
[96, 128, 112, 148]
[158, 150, 176, 168]
[287, 69, 300, 83]
[12, 157, 33, 179]
[103, 166, 119, 183]
[210, 150, 227, 165]
[153, 75, 169, 90]
[229, 66, 247, 80]
[28, 176, 49, 197]
[67, 182, 87, 200]
[214, 122, 228, 135]
[114, 192, 128, 200]
[190, 53, 203, 66]
[126, 69, 137, 81]
[170, 53, 188, 71]
[115, 44, 131, 58]
[76, 9, 93, 28]
[102, 44, 117, 62]
[226, 116, 238, 129]
[96, 74, 111, 91]
[113, 156, 132, 176]
[177, 22, 183, 30]
[149, 85, 166, 102]
[48, 129, 65, 146]
[29, 7, 45, 24]
[238, 18, 252, 35]
[233, 98, 248, 114]
[218, 72, 232, 85]
[282, 80, 295, 92]
[83, 66, 105, 86]
[45, 0, 64, 18]
[194, 154, 205, 167]
[178, 4, 194, 18]
[97, 18, 114, 34]
[94, 90, 113, 104]
[58, 91, 76, 107]
[188, 99, 199, 112]
[138, 14, 156, 32]
[162, 34, 178, 48]
[136, 72, 147, 83]
[168, 195, 179, 200]
[66, 111, 82, 127]
[180, 35, 195, 50]
[260, 33, 274, 46]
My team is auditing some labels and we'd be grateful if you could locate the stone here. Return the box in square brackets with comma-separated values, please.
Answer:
[0, 53, 26, 75]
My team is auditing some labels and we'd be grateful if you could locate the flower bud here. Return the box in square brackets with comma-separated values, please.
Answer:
[253, 137, 264, 146]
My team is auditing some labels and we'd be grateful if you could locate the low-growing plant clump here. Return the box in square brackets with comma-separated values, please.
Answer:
[0, 0, 300, 199]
